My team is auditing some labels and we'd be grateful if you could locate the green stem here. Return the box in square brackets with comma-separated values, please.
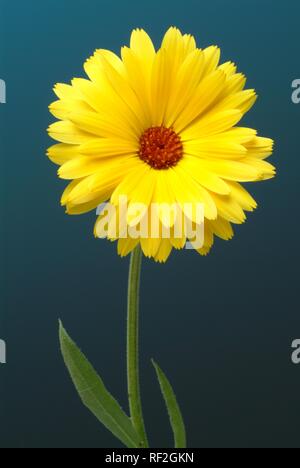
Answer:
[127, 245, 149, 448]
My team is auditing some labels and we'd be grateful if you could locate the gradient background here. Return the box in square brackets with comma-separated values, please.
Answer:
[0, 0, 299, 448]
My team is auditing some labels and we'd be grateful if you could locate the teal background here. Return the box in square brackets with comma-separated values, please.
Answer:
[0, 0, 300, 448]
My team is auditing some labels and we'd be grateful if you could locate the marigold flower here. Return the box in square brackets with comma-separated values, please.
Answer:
[47, 27, 275, 262]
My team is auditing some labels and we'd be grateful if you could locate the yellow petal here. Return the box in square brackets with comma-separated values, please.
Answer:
[194, 223, 214, 255]
[84, 49, 126, 84]
[161, 27, 186, 71]
[165, 49, 205, 127]
[49, 98, 92, 120]
[202, 46, 221, 77]
[171, 207, 187, 248]
[182, 33, 196, 55]
[219, 127, 257, 144]
[65, 158, 139, 204]
[142, 237, 161, 257]
[154, 239, 173, 263]
[174, 69, 226, 133]
[181, 109, 243, 141]
[150, 49, 171, 126]
[47, 143, 80, 165]
[212, 193, 246, 224]
[68, 111, 135, 140]
[110, 162, 150, 206]
[48, 121, 93, 144]
[117, 238, 139, 257]
[99, 53, 148, 129]
[218, 61, 237, 77]
[98, 49, 126, 75]
[208, 217, 234, 240]
[245, 136, 274, 159]
[197, 159, 262, 181]
[140, 237, 161, 258]
[125, 170, 157, 225]
[66, 198, 104, 215]
[214, 89, 257, 115]
[153, 171, 178, 228]
[62, 177, 109, 205]
[121, 46, 152, 125]
[58, 155, 136, 180]
[79, 138, 138, 157]
[72, 78, 139, 138]
[72, 77, 110, 113]
[226, 182, 257, 211]
[242, 157, 276, 180]
[184, 138, 247, 159]
[222, 73, 247, 96]
[170, 233, 186, 250]
[180, 156, 231, 195]
[169, 167, 217, 220]
[53, 83, 81, 100]
[61, 179, 83, 205]
[130, 28, 156, 73]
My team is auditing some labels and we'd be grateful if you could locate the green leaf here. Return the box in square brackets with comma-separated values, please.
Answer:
[59, 321, 141, 448]
[152, 360, 187, 448]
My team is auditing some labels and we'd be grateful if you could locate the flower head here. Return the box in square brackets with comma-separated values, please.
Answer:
[47, 27, 275, 262]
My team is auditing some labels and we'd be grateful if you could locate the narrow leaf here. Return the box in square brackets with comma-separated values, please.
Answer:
[59, 321, 141, 448]
[152, 360, 187, 448]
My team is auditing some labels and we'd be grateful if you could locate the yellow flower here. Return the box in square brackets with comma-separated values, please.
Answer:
[47, 27, 275, 262]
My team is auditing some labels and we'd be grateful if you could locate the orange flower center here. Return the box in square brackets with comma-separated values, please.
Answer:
[139, 127, 183, 170]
